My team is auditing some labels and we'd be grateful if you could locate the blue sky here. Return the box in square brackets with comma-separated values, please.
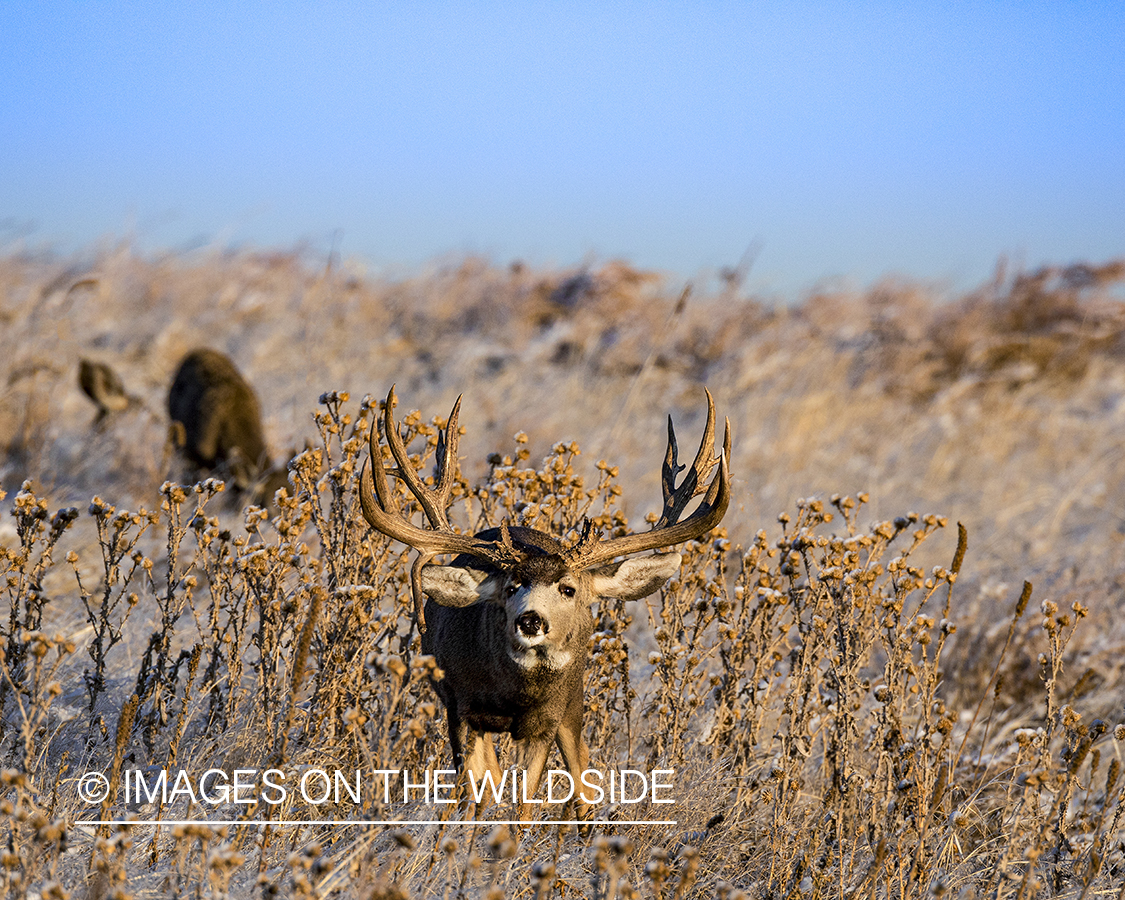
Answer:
[2, 2, 1122, 297]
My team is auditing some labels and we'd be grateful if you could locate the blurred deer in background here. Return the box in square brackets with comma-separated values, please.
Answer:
[78, 358, 135, 426]
[167, 348, 289, 507]
[360, 386, 730, 818]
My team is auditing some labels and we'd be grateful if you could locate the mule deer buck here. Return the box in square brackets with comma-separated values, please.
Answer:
[167, 348, 289, 506]
[360, 387, 730, 818]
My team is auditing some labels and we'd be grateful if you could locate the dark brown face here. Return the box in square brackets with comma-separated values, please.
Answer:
[507, 553, 569, 586]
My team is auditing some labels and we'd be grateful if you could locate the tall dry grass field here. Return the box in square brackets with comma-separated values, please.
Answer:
[2, 245, 1125, 897]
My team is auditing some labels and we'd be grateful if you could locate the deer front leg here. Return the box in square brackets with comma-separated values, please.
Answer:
[555, 693, 592, 818]
[449, 713, 503, 809]
[462, 730, 503, 794]
[513, 737, 552, 821]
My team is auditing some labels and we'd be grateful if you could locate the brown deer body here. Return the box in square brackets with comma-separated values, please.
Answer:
[360, 387, 730, 818]
[167, 348, 269, 490]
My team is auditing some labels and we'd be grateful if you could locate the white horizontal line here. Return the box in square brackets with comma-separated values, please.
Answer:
[75, 819, 678, 827]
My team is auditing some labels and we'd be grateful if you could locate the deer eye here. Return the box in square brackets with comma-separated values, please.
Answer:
[559, 584, 576, 598]
[505, 583, 520, 597]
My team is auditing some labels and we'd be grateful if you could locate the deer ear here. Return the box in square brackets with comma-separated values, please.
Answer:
[421, 565, 497, 607]
[590, 552, 682, 602]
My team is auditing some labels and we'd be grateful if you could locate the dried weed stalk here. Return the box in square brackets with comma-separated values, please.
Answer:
[0, 395, 1123, 898]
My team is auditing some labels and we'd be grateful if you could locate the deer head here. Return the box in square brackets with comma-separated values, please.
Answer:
[359, 386, 731, 633]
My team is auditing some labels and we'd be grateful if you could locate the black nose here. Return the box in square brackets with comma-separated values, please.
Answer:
[516, 611, 547, 636]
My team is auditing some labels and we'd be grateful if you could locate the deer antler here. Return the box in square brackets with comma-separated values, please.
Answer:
[359, 386, 524, 630]
[564, 388, 731, 570]
[361, 386, 732, 626]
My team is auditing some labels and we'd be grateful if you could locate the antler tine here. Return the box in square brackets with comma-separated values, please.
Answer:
[360, 387, 524, 630]
[660, 413, 680, 510]
[562, 518, 600, 560]
[366, 400, 398, 516]
[381, 385, 453, 530]
[721, 414, 732, 481]
[565, 389, 731, 570]
[358, 456, 435, 629]
[432, 394, 463, 513]
[657, 388, 718, 528]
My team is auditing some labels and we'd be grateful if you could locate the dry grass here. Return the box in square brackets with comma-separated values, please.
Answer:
[1, 244, 1125, 897]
